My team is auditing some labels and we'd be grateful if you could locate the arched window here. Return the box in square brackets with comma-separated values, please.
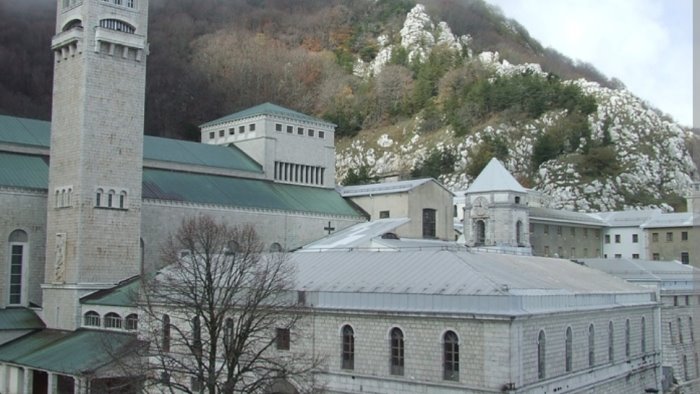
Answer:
[55, 190, 60, 208]
[641, 317, 646, 353]
[422, 209, 436, 238]
[8, 230, 28, 305]
[99, 19, 135, 34]
[104, 312, 123, 329]
[269, 242, 283, 253]
[60, 189, 66, 207]
[62, 19, 82, 31]
[119, 191, 127, 209]
[193, 316, 202, 356]
[625, 319, 630, 358]
[565, 327, 573, 372]
[67, 188, 72, 206]
[588, 324, 595, 367]
[690, 317, 695, 342]
[390, 327, 404, 376]
[608, 321, 614, 362]
[537, 330, 546, 380]
[341, 325, 354, 370]
[679, 317, 684, 344]
[443, 330, 459, 381]
[684, 355, 689, 380]
[224, 318, 234, 348]
[162, 314, 171, 352]
[107, 190, 115, 208]
[125, 314, 138, 330]
[96, 188, 103, 207]
[84, 311, 101, 327]
[475, 220, 486, 246]
[516, 220, 523, 246]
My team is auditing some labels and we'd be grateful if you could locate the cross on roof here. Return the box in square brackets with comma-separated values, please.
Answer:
[324, 221, 335, 235]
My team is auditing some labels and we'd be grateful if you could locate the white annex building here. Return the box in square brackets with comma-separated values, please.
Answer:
[0, 0, 688, 393]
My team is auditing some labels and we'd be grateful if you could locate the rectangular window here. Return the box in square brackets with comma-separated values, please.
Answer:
[571, 247, 576, 257]
[276, 123, 282, 132]
[209, 131, 215, 140]
[633, 254, 640, 259]
[557, 246, 563, 257]
[422, 209, 436, 238]
[595, 229, 600, 239]
[544, 225, 549, 235]
[544, 246, 550, 256]
[557, 226, 562, 236]
[287, 125, 293, 133]
[9, 244, 24, 304]
[615, 254, 622, 259]
[632, 234, 639, 243]
[653, 253, 660, 260]
[276, 328, 290, 350]
[570, 227, 575, 236]
[605, 234, 611, 244]
[308, 129, 315, 137]
[667, 232, 673, 242]
[219, 130, 224, 137]
[127, 0, 135, 7]
[249, 123, 256, 131]
[239, 126, 245, 134]
[615, 234, 621, 243]
[681, 252, 690, 264]
[318, 131, 325, 139]
[379, 211, 390, 219]
[229, 128, 235, 135]
[682, 231, 688, 241]
[297, 127, 304, 135]
[652, 233, 659, 242]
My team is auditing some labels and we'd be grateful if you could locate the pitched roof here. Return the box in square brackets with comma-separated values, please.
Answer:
[640, 212, 700, 228]
[466, 158, 526, 194]
[0, 152, 49, 190]
[142, 168, 363, 217]
[301, 218, 409, 250]
[590, 209, 663, 227]
[581, 258, 700, 291]
[0, 114, 51, 148]
[200, 102, 335, 129]
[0, 308, 45, 330]
[81, 276, 140, 307]
[339, 178, 452, 197]
[0, 329, 139, 376]
[529, 206, 606, 227]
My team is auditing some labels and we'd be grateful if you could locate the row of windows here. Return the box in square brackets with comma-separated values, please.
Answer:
[99, 19, 136, 34]
[101, 0, 136, 9]
[274, 161, 325, 186]
[605, 233, 640, 244]
[668, 316, 695, 345]
[96, 188, 128, 209]
[54, 186, 73, 208]
[537, 317, 647, 381]
[539, 224, 600, 239]
[276, 123, 326, 139]
[338, 325, 460, 381]
[542, 245, 600, 259]
[61, 0, 82, 9]
[651, 231, 689, 242]
[210, 123, 256, 140]
[84, 311, 138, 331]
[651, 251, 690, 264]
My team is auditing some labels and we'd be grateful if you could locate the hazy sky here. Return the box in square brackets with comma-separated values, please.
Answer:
[485, 0, 693, 127]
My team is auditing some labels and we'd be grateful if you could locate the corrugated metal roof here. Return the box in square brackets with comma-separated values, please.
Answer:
[466, 158, 526, 193]
[640, 212, 699, 228]
[81, 277, 140, 307]
[0, 152, 49, 190]
[0, 308, 45, 330]
[0, 329, 138, 376]
[291, 250, 642, 295]
[302, 218, 406, 250]
[143, 135, 262, 173]
[200, 102, 335, 128]
[581, 258, 700, 291]
[339, 178, 444, 197]
[0, 114, 51, 148]
[529, 206, 606, 226]
[143, 168, 363, 217]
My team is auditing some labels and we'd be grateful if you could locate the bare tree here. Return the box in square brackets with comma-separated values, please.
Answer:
[139, 215, 317, 394]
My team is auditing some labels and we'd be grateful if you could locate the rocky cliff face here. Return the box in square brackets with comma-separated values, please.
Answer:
[338, 4, 696, 212]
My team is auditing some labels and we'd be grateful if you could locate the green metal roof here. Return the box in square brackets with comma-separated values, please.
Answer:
[200, 102, 335, 128]
[143, 135, 262, 173]
[0, 115, 262, 173]
[0, 114, 51, 148]
[0, 329, 139, 376]
[0, 308, 45, 330]
[143, 168, 363, 217]
[0, 152, 49, 190]
[81, 276, 140, 307]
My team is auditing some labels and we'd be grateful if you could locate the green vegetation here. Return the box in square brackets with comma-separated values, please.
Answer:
[466, 134, 508, 178]
[342, 165, 379, 186]
[411, 149, 456, 179]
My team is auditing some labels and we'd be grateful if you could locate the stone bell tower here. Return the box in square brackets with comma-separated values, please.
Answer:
[43, 0, 148, 330]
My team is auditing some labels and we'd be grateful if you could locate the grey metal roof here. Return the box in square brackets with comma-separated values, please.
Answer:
[292, 250, 643, 295]
[640, 212, 700, 228]
[301, 218, 407, 251]
[0, 308, 45, 330]
[580, 258, 700, 292]
[338, 178, 450, 197]
[200, 102, 335, 129]
[529, 206, 606, 226]
[466, 158, 526, 194]
[590, 209, 663, 227]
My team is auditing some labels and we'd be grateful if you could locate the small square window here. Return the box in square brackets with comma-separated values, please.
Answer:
[615, 234, 621, 243]
[570, 227, 575, 236]
[682, 231, 688, 241]
[652, 253, 660, 260]
[667, 232, 673, 242]
[614, 254, 622, 259]
[544, 246, 550, 257]
[605, 234, 611, 244]
[632, 234, 639, 243]
[632, 254, 640, 259]
[556, 226, 562, 235]
[681, 252, 690, 264]
[287, 126, 293, 133]
[584, 228, 589, 238]
[379, 211, 390, 219]
[209, 131, 215, 140]
[239, 126, 245, 134]
[276, 123, 282, 132]
[544, 225, 549, 235]
[297, 127, 304, 135]
[318, 131, 325, 139]
[652, 233, 659, 242]
[229, 128, 235, 135]
[276, 328, 290, 350]
[308, 129, 315, 137]
[219, 130, 224, 137]
[595, 229, 600, 239]
[249, 124, 256, 131]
